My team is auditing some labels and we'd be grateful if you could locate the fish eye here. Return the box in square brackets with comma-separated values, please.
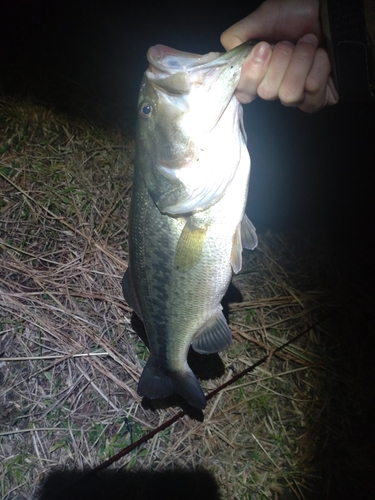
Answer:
[139, 102, 152, 118]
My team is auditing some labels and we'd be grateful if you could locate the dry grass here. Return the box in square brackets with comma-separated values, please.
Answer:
[0, 97, 374, 500]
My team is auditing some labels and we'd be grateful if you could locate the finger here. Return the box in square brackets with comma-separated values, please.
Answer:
[299, 48, 339, 112]
[235, 42, 272, 104]
[278, 33, 319, 106]
[221, 0, 322, 51]
[221, 13, 257, 51]
[257, 41, 295, 101]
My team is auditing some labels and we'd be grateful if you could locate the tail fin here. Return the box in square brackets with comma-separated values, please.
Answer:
[138, 357, 206, 409]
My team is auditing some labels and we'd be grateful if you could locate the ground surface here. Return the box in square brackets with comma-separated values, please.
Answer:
[0, 98, 374, 500]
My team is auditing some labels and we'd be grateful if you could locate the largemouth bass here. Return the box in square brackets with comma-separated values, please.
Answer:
[123, 41, 258, 409]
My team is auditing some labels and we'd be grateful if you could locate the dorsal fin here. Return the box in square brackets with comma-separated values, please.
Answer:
[241, 214, 258, 250]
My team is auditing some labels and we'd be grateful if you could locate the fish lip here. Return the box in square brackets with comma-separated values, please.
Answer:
[147, 40, 257, 74]
[144, 40, 257, 97]
[198, 39, 258, 68]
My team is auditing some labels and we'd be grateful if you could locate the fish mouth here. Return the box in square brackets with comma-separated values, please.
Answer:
[145, 40, 256, 95]
[148, 40, 256, 72]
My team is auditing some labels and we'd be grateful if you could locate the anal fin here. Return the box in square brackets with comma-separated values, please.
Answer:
[192, 309, 232, 354]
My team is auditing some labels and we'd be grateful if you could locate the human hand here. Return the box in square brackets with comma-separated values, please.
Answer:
[221, 0, 339, 112]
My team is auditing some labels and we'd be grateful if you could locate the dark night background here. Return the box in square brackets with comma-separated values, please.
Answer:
[1, 0, 375, 496]
[1, 0, 374, 244]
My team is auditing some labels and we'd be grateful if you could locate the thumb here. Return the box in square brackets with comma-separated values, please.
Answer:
[221, 4, 280, 50]
[221, 0, 321, 51]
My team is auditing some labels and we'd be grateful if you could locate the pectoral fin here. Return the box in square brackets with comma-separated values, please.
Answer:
[192, 309, 232, 354]
[230, 215, 258, 273]
[174, 220, 208, 271]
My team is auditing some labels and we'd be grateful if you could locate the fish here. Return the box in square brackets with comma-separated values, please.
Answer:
[122, 40, 258, 409]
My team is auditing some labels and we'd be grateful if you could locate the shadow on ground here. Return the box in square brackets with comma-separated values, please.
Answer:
[37, 468, 221, 500]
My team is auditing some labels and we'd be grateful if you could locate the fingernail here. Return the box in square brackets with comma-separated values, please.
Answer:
[299, 34, 318, 46]
[235, 90, 253, 104]
[253, 43, 269, 63]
